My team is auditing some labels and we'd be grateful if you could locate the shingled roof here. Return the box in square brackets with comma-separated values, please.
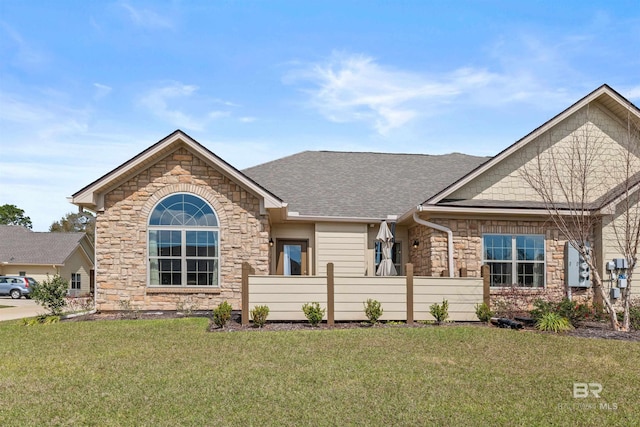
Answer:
[0, 225, 89, 265]
[243, 151, 489, 219]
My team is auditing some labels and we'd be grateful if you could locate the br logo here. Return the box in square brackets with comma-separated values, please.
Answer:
[573, 382, 602, 398]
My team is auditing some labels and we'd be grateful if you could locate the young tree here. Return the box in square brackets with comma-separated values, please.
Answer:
[49, 211, 95, 242]
[0, 204, 32, 229]
[521, 105, 640, 331]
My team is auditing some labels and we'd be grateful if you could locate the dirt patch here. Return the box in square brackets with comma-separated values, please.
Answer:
[64, 311, 640, 341]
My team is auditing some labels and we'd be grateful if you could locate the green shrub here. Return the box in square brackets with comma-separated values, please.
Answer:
[21, 314, 60, 326]
[530, 298, 590, 327]
[251, 305, 270, 328]
[536, 312, 572, 333]
[363, 299, 383, 324]
[530, 299, 555, 320]
[213, 301, 233, 328]
[475, 302, 493, 323]
[429, 299, 449, 324]
[30, 274, 68, 316]
[556, 298, 590, 326]
[302, 302, 325, 327]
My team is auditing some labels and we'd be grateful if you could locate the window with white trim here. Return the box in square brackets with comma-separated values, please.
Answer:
[148, 193, 220, 287]
[71, 273, 81, 290]
[483, 234, 545, 287]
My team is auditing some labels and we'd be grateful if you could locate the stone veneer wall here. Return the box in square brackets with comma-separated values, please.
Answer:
[409, 217, 594, 307]
[96, 147, 270, 311]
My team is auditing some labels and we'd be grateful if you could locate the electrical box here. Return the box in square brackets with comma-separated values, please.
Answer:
[618, 275, 628, 288]
[614, 258, 629, 269]
[606, 261, 616, 271]
[610, 287, 620, 299]
[565, 242, 591, 287]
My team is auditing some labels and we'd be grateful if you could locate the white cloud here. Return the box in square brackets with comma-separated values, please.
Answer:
[93, 83, 112, 99]
[138, 82, 234, 130]
[0, 21, 48, 69]
[119, 2, 174, 30]
[285, 52, 499, 134]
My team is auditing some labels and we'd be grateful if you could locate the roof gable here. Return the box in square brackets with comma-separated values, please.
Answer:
[0, 225, 93, 265]
[72, 130, 283, 211]
[425, 84, 640, 206]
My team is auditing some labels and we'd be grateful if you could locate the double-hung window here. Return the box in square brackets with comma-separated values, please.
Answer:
[148, 193, 220, 287]
[483, 234, 545, 287]
[71, 273, 81, 290]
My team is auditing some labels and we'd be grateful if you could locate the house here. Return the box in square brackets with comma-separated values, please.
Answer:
[71, 84, 640, 311]
[0, 225, 95, 296]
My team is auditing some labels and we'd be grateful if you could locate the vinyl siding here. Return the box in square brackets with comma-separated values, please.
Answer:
[315, 223, 367, 276]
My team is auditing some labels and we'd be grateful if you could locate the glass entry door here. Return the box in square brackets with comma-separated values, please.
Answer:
[276, 240, 309, 275]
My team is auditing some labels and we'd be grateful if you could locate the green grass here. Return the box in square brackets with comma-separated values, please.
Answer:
[0, 319, 638, 426]
[0, 305, 12, 309]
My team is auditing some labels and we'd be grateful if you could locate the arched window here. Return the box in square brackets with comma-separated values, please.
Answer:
[148, 193, 219, 287]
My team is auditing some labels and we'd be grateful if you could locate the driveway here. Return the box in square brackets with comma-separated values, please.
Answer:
[0, 297, 44, 322]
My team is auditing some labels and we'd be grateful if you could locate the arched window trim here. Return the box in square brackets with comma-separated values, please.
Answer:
[147, 193, 221, 288]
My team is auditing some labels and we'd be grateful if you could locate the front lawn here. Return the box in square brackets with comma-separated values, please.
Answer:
[0, 319, 638, 426]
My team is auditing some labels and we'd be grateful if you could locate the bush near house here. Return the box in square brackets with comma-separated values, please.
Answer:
[250, 305, 270, 328]
[30, 274, 68, 317]
[302, 302, 325, 327]
[363, 299, 383, 324]
[530, 298, 590, 327]
[429, 299, 449, 324]
[212, 301, 232, 328]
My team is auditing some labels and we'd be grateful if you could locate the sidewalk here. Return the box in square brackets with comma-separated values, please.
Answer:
[0, 298, 44, 322]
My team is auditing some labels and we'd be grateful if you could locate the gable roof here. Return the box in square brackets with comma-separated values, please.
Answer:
[244, 151, 488, 219]
[0, 225, 90, 265]
[72, 130, 284, 211]
[425, 84, 640, 206]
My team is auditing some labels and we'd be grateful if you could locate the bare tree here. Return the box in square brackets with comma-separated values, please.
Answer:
[520, 104, 640, 331]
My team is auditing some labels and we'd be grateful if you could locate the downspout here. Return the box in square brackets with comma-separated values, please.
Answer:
[413, 206, 455, 278]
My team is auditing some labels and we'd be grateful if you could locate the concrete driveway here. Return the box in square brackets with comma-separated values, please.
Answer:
[0, 297, 45, 322]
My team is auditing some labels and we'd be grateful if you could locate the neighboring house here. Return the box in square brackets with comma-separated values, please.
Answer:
[71, 84, 640, 311]
[0, 225, 95, 296]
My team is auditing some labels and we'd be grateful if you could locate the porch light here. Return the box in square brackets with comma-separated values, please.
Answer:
[269, 238, 274, 247]
[412, 240, 419, 249]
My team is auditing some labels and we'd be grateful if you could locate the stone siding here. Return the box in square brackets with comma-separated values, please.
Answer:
[96, 147, 270, 311]
[409, 217, 594, 307]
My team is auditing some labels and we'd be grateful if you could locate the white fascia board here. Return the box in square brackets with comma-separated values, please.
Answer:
[286, 212, 386, 223]
[414, 204, 588, 217]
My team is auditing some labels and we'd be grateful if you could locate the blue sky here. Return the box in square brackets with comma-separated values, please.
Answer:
[1, 0, 639, 231]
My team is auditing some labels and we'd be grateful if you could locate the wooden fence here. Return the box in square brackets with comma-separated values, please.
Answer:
[242, 263, 490, 325]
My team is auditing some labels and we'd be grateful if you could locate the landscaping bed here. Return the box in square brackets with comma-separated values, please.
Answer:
[64, 310, 640, 341]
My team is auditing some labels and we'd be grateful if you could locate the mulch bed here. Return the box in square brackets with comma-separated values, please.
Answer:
[64, 311, 640, 341]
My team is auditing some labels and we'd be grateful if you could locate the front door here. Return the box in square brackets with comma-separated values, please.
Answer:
[276, 240, 309, 275]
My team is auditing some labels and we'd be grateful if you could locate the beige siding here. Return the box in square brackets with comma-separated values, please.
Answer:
[248, 274, 484, 322]
[248, 275, 327, 321]
[59, 247, 94, 296]
[450, 105, 639, 204]
[601, 201, 640, 297]
[334, 276, 406, 320]
[315, 223, 367, 276]
[414, 277, 484, 322]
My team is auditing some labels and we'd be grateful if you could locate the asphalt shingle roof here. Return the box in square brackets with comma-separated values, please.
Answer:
[0, 225, 87, 265]
[244, 151, 489, 219]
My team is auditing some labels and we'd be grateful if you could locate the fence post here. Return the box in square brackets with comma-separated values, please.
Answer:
[327, 262, 335, 326]
[482, 264, 490, 306]
[406, 263, 414, 324]
[241, 262, 252, 326]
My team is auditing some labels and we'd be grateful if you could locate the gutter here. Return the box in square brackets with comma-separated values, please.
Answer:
[413, 206, 454, 278]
